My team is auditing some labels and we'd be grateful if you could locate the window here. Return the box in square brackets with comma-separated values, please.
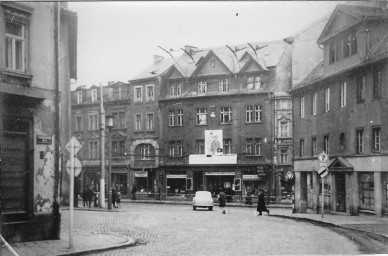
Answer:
[169, 85, 176, 96]
[254, 138, 262, 155]
[280, 122, 289, 137]
[112, 112, 125, 129]
[91, 89, 98, 102]
[146, 113, 154, 130]
[356, 76, 366, 102]
[196, 108, 207, 125]
[300, 139, 305, 157]
[372, 126, 381, 152]
[300, 97, 305, 118]
[343, 35, 350, 58]
[312, 137, 317, 157]
[5, 19, 26, 72]
[340, 82, 346, 108]
[356, 129, 364, 154]
[312, 92, 317, 115]
[146, 85, 154, 101]
[359, 173, 374, 210]
[112, 140, 125, 157]
[277, 100, 289, 110]
[135, 114, 142, 131]
[89, 141, 98, 159]
[255, 105, 262, 122]
[75, 116, 83, 131]
[351, 31, 357, 55]
[280, 149, 288, 164]
[177, 140, 183, 157]
[196, 140, 205, 154]
[223, 139, 232, 154]
[324, 135, 329, 154]
[134, 86, 142, 103]
[246, 106, 253, 123]
[219, 79, 229, 92]
[198, 81, 207, 94]
[116, 86, 122, 100]
[373, 70, 382, 100]
[169, 141, 175, 157]
[220, 107, 232, 124]
[140, 144, 152, 159]
[176, 83, 182, 96]
[329, 41, 336, 64]
[77, 91, 83, 104]
[169, 110, 176, 126]
[247, 76, 262, 90]
[246, 138, 253, 155]
[88, 114, 98, 131]
[325, 88, 330, 112]
[177, 110, 183, 126]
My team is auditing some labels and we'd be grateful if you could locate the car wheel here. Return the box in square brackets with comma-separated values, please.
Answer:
[193, 206, 196, 210]
[209, 207, 213, 211]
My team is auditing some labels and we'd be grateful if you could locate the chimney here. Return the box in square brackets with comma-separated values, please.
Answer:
[184, 45, 198, 53]
[153, 55, 164, 64]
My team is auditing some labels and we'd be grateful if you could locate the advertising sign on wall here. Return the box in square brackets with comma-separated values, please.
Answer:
[205, 130, 223, 155]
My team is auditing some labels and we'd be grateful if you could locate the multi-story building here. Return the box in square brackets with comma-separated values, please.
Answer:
[71, 81, 131, 194]
[152, 43, 293, 200]
[292, 2, 388, 216]
[0, 2, 77, 241]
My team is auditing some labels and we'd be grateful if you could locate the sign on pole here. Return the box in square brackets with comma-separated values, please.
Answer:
[65, 136, 82, 155]
[317, 167, 329, 178]
[66, 158, 82, 177]
[318, 152, 328, 163]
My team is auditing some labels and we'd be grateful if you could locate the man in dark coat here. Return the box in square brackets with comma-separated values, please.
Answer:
[257, 189, 270, 215]
[218, 188, 227, 214]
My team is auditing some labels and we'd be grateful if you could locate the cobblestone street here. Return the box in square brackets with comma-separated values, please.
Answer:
[60, 204, 361, 255]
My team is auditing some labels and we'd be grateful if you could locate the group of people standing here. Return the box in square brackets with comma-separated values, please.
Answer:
[218, 188, 269, 215]
[81, 185, 99, 208]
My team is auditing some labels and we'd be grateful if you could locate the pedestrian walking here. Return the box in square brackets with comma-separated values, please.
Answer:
[131, 184, 137, 200]
[257, 189, 269, 215]
[86, 186, 93, 208]
[112, 188, 117, 208]
[217, 188, 227, 214]
[116, 191, 121, 208]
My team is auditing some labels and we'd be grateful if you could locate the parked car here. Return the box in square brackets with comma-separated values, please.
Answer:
[192, 191, 213, 211]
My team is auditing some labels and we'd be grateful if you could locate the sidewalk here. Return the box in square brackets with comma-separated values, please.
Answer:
[2, 200, 387, 256]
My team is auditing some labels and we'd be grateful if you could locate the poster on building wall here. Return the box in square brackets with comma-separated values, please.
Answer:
[205, 130, 223, 155]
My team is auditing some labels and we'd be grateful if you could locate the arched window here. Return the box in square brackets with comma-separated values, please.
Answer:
[135, 143, 155, 160]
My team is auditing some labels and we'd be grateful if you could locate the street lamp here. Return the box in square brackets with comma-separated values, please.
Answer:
[106, 114, 114, 210]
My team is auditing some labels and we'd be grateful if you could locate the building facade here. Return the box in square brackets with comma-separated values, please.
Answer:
[152, 43, 293, 201]
[292, 3, 388, 216]
[0, 2, 77, 241]
[71, 81, 131, 195]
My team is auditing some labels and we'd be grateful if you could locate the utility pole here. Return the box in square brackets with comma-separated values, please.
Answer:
[99, 83, 106, 207]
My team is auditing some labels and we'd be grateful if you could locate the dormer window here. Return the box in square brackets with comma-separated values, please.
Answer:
[247, 76, 262, 90]
[211, 60, 215, 68]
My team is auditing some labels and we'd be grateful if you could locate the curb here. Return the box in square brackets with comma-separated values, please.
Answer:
[55, 234, 135, 256]
[269, 214, 388, 242]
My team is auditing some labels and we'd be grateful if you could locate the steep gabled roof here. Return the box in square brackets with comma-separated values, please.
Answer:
[130, 40, 288, 81]
[318, 4, 387, 44]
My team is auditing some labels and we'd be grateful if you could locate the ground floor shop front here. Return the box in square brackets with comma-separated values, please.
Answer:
[294, 156, 388, 216]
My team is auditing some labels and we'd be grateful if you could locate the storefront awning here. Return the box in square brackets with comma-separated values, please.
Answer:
[205, 172, 235, 176]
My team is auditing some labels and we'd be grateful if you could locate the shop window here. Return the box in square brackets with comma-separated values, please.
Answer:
[234, 178, 241, 191]
[359, 173, 375, 210]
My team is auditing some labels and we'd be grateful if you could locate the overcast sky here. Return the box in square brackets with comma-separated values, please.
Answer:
[69, 1, 342, 89]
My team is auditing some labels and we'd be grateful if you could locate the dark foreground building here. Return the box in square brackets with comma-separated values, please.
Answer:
[0, 2, 77, 241]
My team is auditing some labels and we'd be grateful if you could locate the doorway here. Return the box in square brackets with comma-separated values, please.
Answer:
[335, 173, 346, 212]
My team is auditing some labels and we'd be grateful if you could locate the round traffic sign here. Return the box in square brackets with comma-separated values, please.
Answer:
[66, 158, 82, 177]
[285, 171, 294, 180]
[318, 152, 328, 163]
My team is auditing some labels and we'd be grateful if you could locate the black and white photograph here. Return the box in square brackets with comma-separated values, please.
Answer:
[1, 1, 388, 255]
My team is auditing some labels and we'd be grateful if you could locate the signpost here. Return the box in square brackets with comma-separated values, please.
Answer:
[65, 136, 82, 249]
[317, 152, 328, 218]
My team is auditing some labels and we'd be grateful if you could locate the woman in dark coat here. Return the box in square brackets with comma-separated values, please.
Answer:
[218, 188, 227, 214]
[257, 189, 270, 215]
[112, 188, 117, 208]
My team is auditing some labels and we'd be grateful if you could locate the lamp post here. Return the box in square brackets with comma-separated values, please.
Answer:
[106, 114, 114, 210]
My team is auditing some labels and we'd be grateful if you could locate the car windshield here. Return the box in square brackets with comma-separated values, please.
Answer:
[195, 191, 211, 198]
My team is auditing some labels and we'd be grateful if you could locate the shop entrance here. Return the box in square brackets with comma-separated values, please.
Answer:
[335, 173, 346, 212]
